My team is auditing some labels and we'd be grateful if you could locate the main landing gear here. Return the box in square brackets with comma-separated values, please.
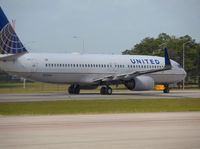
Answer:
[163, 84, 170, 93]
[68, 84, 113, 95]
[100, 86, 112, 95]
[68, 84, 80, 94]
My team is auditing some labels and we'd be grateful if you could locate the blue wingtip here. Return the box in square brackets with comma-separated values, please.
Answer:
[164, 48, 171, 66]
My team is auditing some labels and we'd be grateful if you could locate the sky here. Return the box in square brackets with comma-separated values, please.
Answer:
[1, 0, 200, 54]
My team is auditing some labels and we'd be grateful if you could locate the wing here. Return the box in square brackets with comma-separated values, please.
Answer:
[93, 48, 172, 84]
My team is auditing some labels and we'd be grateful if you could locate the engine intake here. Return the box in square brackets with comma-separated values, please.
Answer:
[124, 76, 154, 91]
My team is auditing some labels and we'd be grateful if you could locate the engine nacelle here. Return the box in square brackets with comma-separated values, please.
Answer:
[124, 76, 155, 91]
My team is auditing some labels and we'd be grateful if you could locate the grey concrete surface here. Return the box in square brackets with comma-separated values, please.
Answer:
[0, 112, 200, 149]
[0, 90, 199, 102]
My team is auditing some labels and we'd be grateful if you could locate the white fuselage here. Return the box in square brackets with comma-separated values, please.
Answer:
[0, 53, 186, 85]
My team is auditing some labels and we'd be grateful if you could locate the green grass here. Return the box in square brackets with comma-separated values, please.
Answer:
[0, 98, 200, 115]
[0, 82, 68, 94]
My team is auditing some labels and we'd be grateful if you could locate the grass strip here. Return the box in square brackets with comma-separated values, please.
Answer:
[0, 98, 200, 115]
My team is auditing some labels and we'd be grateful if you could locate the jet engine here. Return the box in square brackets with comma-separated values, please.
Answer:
[124, 76, 154, 91]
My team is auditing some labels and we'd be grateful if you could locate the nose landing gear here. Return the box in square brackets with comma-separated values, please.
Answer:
[163, 84, 170, 93]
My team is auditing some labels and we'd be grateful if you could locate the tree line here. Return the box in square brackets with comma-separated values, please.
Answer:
[122, 33, 200, 87]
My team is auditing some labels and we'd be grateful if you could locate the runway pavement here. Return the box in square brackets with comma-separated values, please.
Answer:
[0, 112, 200, 149]
[0, 89, 199, 102]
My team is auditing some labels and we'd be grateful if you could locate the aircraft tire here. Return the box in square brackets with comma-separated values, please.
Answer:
[100, 87, 106, 95]
[74, 85, 80, 94]
[100, 86, 112, 95]
[68, 84, 80, 94]
[68, 85, 73, 94]
[107, 87, 112, 95]
[163, 84, 170, 93]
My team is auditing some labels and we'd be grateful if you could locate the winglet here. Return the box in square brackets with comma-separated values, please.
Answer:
[164, 48, 172, 69]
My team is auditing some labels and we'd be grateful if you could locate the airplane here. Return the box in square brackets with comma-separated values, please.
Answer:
[0, 7, 186, 95]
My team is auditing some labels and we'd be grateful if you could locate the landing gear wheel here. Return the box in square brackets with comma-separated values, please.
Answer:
[107, 87, 112, 95]
[163, 84, 170, 93]
[68, 86, 73, 94]
[74, 86, 80, 94]
[100, 86, 112, 95]
[68, 84, 80, 94]
[100, 87, 106, 95]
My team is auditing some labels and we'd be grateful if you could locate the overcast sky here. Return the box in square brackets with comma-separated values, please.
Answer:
[1, 0, 200, 54]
